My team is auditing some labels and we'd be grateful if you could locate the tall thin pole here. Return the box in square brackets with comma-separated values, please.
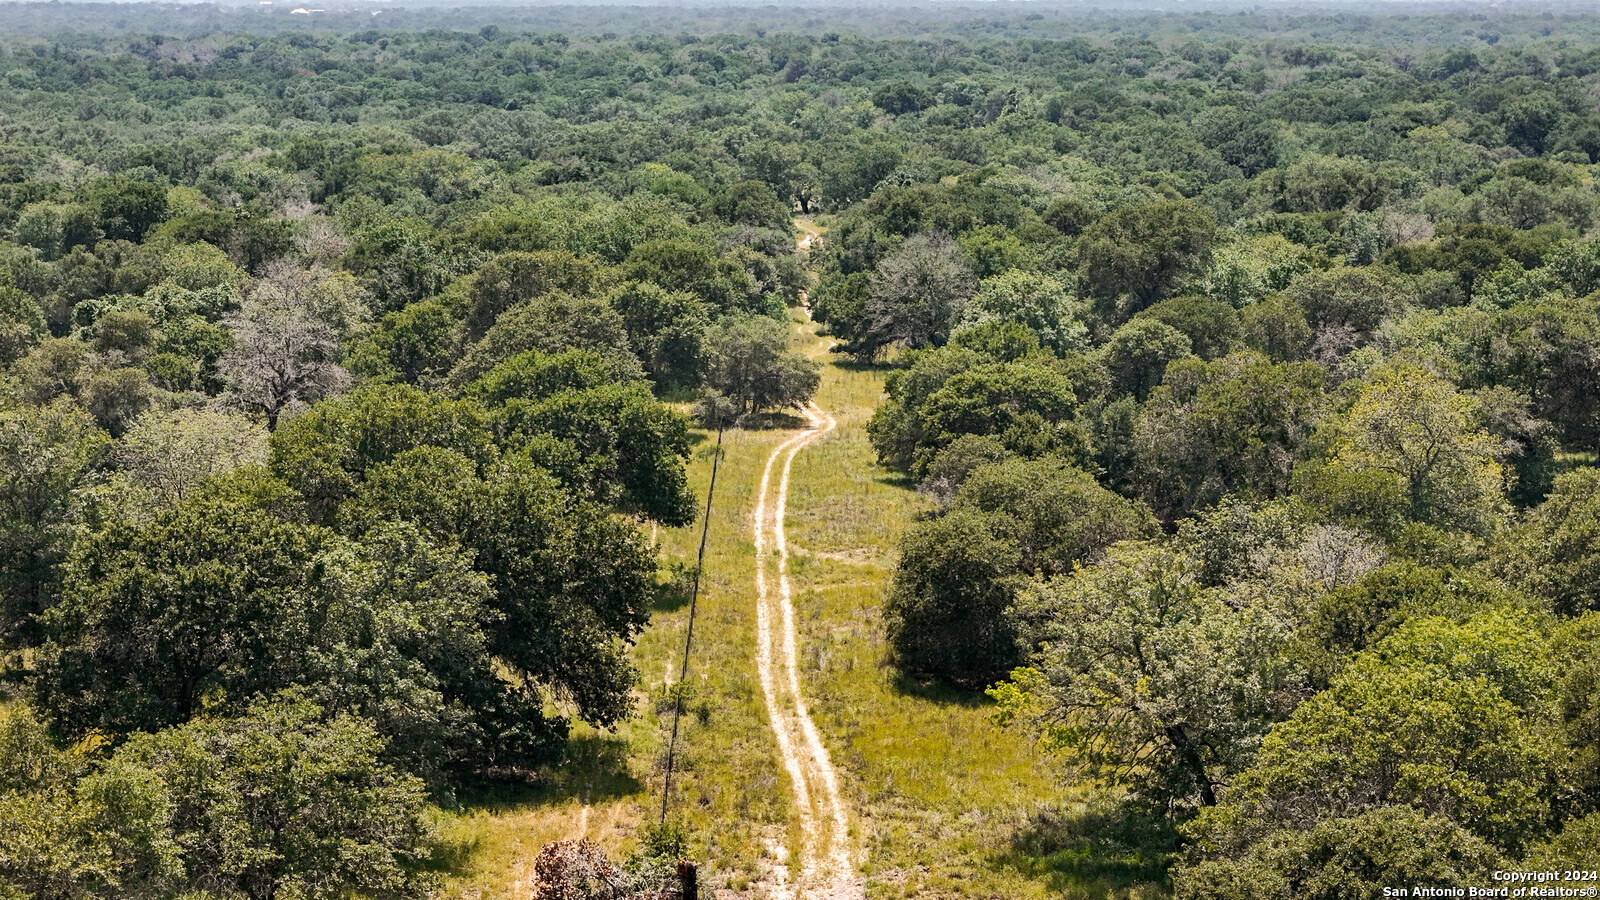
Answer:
[660, 425, 724, 824]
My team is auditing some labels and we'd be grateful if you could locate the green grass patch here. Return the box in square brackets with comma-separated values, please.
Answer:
[435, 310, 1169, 899]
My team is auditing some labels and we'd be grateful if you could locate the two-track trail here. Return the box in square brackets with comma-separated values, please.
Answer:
[750, 293, 857, 898]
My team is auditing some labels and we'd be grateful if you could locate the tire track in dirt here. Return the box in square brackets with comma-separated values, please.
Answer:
[755, 424, 823, 893]
[751, 299, 855, 897]
[775, 402, 850, 888]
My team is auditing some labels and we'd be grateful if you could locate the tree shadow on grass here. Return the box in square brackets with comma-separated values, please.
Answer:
[450, 734, 641, 814]
[423, 737, 641, 879]
[991, 796, 1179, 895]
[874, 471, 917, 491]
[737, 411, 807, 431]
[423, 830, 480, 875]
[830, 358, 891, 373]
[651, 562, 697, 614]
[657, 384, 700, 405]
[887, 671, 993, 708]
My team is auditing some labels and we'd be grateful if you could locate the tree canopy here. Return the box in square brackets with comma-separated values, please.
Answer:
[4, 4, 1600, 894]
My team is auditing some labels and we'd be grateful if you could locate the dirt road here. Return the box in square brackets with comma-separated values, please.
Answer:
[750, 280, 857, 897]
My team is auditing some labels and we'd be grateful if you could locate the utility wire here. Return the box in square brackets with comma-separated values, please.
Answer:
[661, 424, 724, 824]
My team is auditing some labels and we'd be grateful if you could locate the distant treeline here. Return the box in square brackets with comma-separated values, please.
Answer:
[6, 0, 1600, 43]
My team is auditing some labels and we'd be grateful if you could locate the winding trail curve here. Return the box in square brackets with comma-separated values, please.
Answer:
[751, 298, 856, 898]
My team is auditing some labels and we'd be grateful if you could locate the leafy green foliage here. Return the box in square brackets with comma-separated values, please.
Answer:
[347, 297, 462, 386]
[1133, 297, 1241, 362]
[34, 476, 609, 777]
[1135, 353, 1326, 521]
[0, 402, 110, 647]
[872, 81, 935, 115]
[887, 458, 1155, 684]
[469, 350, 697, 525]
[0, 287, 46, 368]
[954, 270, 1085, 355]
[449, 292, 640, 387]
[5, 8, 1600, 892]
[1310, 364, 1506, 534]
[268, 384, 495, 522]
[338, 448, 656, 733]
[1102, 318, 1193, 403]
[607, 281, 710, 390]
[1079, 199, 1216, 322]
[868, 344, 1091, 482]
[0, 696, 433, 900]
[1186, 614, 1561, 868]
[128, 695, 432, 899]
[36, 497, 333, 736]
[1496, 468, 1600, 616]
[696, 313, 819, 421]
[1176, 807, 1500, 900]
[462, 251, 609, 341]
[0, 705, 183, 900]
[995, 544, 1297, 808]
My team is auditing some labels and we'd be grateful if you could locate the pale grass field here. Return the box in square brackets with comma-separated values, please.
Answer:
[434, 310, 1156, 899]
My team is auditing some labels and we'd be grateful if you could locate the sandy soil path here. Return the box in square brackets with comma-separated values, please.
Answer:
[750, 291, 857, 897]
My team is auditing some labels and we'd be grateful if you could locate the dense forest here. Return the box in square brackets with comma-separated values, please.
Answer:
[0, 2, 1599, 898]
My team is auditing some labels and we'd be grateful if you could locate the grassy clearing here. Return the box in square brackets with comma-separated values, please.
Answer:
[436, 309, 1168, 899]
[436, 410, 801, 896]
[794, 216, 833, 240]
